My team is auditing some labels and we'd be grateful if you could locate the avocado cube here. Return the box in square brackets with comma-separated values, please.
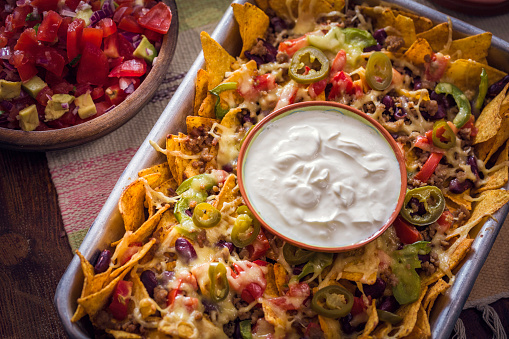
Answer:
[45, 94, 75, 121]
[19, 104, 39, 131]
[0, 80, 22, 100]
[133, 35, 158, 63]
[76, 8, 93, 26]
[75, 93, 97, 119]
[22, 76, 48, 98]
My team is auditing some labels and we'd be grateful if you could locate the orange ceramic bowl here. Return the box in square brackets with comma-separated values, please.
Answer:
[237, 101, 407, 252]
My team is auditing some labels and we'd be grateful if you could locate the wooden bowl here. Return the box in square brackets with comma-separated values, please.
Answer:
[0, 0, 178, 151]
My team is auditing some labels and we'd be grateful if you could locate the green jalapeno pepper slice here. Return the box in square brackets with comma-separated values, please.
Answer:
[208, 262, 229, 302]
[400, 186, 445, 226]
[176, 174, 217, 195]
[192, 202, 221, 228]
[231, 206, 261, 247]
[432, 120, 455, 149]
[239, 320, 253, 339]
[311, 285, 354, 318]
[289, 46, 329, 84]
[365, 51, 393, 91]
[377, 310, 403, 324]
[297, 252, 334, 281]
[283, 243, 315, 265]
[474, 68, 488, 112]
[210, 82, 238, 119]
[434, 83, 471, 128]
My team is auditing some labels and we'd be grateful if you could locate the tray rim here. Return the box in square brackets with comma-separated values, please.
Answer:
[54, 1, 509, 338]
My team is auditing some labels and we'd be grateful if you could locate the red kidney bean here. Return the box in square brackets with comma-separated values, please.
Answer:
[362, 278, 386, 299]
[467, 156, 480, 180]
[382, 95, 394, 110]
[363, 44, 382, 52]
[373, 28, 387, 45]
[175, 237, 197, 263]
[201, 298, 219, 313]
[413, 76, 423, 90]
[418, 254, 430, 263]
[379, 295, 399, 313]
[159, 270, 175, 286]
[216, 240, 234, 253]
[340, 313, 355, 334]
[94, 249, 111, 274]
[270, 16, 287, 33]
[449, 178, 473, 194]
[487, 75, 509, 98]
[141, 270, 158, 297]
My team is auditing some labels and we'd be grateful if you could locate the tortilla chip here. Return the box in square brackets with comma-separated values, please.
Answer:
[445, 190, 472, 211]
[360, 6, 396, 30]
[406, 306, 431, 339]
[155, 178, 178, 196]
[318, 315, 342, 339]
[111, 238, 157, 280]
[478, 141, 509, 192]
[269, 0, 344, 22]
[200, 31, 235, 90]
[130, 270, 157, 319]
[474, 83, 509, 144]
[264, 263, 280, 297]
[448, 32, 492, 63]
[197, 93, 217, 119]
[262, 299, 289, 331]
[404, 38, 433, 65]
[105, 329, 142, 339]
[214, 174, 238, 211]
[138, 163, 171, 187]
[358, 302, 379, 339]
[393, 10, 433, 33]
[186, 116, 218, 135]
[232, 3, 269, 57]
[254, 0, 269, 11]
[194, 69, 209, 116]
[444, 59, 507, 93]
[72, 251, 96, 322]
[476, 137, 496, 162]
[416, 22, 450, 52]
[394, 14, 416, 47]
[220, 108, 241, 130]
[274, 263, 288, 295]
[422, 279, 450, 317]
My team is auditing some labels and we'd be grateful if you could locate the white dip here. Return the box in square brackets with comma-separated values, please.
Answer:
[243, 109, 401, 248]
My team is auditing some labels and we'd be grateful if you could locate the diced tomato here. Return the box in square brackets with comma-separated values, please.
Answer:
[113, 6, 134, 23]
[77, 42, 109, 86]
[65, 0, 81, 11]
[228, 260, 267, 303]
[119, 77, 140, 91]
[329, 71, 362, 100]
[436, 210, 453, 233]
[0, 34, 7, 49]
[35, 47, 66, 76]
[267, 282, 310, 310]
[98, 18, 117, 37]
[460, 115, 478, 137]
[308, 78, 327, 99]
[414, 152, 443, 182]
[14, 29, 38, 54]
[241, 282, 265, 303]
[37, 11, 63, 43]
[138, 2, 172, 34]
[108, 280, 133, 320]
[103, 33, 120, 58]
[167, 280, 182, 307]
[9, 6, 32, 31]
[393, 216, 422, 244]
[414, 133, 446, 154]
[52, 81, 75, 94]
[275, 80, 298, 111]
[330, 49, 347, 76]
[91, 87, 105, 100]
[67, 19, 85, 63]
[11, 50, 37, 81]
[95, 101, 113, 116]
[74, 83, 92, 97]
[119, 16, 144, 34]
[278, 35, 308, 57]
[351, 296, 368, 316]
[117, 33, 135, 59]
[105, 84, 127, 105]
[247, 230, 270, 261]
[56, 110, 78, 127]
[35, 86, 54, 106]
[31, 0, 60, 12]
[425, 52, 450, 82]
[90, 0, 102, 11]
[255, 74, 277, 92]
[143, 28, 163, 43]
[109, 58, 147, 77]
[81, 27, 103, 49]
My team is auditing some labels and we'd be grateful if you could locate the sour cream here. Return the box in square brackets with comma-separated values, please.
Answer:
[241, 108, 402, 249]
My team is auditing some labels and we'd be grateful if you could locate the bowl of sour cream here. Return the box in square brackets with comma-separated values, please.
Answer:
[237, 101, 407, 252]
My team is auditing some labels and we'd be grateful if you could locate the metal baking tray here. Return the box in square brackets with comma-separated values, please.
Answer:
[54, 1, 509, 337]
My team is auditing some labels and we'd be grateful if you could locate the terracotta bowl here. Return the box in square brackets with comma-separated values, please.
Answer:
[237, 101, 407, 252]
[0, 0, 178, 151]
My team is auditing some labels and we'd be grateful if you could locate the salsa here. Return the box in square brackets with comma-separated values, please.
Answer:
[0, 0, 172, 131]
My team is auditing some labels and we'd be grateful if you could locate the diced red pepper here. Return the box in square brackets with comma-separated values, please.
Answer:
[103, 33, 120, 58]
[138, 2, 172, 34]
[37, 11, 63, 43]
[167, 280, 182, 307]
[331, 49, 347, 76]
[98, 18, 118, 37]
[143, 28, 163, 43]
[8, 6, 32, 31]
[119, 16, 144, 34]
[77, 43, 109, 86]
[65, 0, 81, 11]
[393, 215, 422, 244]
[105, 84, 127, 105]
[31, 0, 60, 12]
[460, 115, 478, 137]
[14, 29, 38, 54]
[246, 230, 270, 261]
[109, 58, 147, 77]
[35, 47, 66, 77]
[414, 152, 443, 182]
[58, 17, 72, 44]
[81, 27, 103, 49]
[67, 19, 85, 64]
[254, 74, 277, 92]
[329, 71, 361, 100]
[11, 50, 37, 81]
[91, 87, 105, 100]
[425, 52, 450, 82]
[108, 280, 133, 321]
[436, 210, 453, 233]
[113, 6, 134, 23]
[117, 33, 135, 59]
[241, 282, 265, 303]
[277, 35, 308, 57]
[308, 78, 327, 99]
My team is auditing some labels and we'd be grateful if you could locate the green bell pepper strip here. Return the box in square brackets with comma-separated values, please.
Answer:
[311, 285, 354, 318]
[231, 206, 261, 247]
[377, 310, 403, 324]
[289, 46, 329, 84]
[208, 262, 229, 302]
[192, 202, 221, 228]
[176, 173, 216, 195]
[365, 52, 393, 91]
[391, 241, 431, 305]
[474, 68, 488, 112]
[239, 320, 253, 339]
[434, 83, 471, 128]
[432, 120, 455, 149]
[297, 252, 334, 281]
[343, 28, 377, 50]
[400, 186, 445, 226]
[283, 243, 315, 266]
[210, 82, 238, 119]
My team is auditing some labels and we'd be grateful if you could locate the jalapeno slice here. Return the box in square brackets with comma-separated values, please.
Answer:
[365, 52, 392, 91]
[434, 83, 471, 128]
[311, 285, 354, 318]
[474, 68, 488, 112]
[210, 82, 238, 119]
[231, 206, 261, 247]
[283, 243, 315, 265]
[192, 203, 221, 228]
[208, 262, 229, 302]
[176, 173, 216, 195]
[377, 309, 403, 324]
[289, 46, 329, 84]
[400, 186, 445, 226]
[239, 320, 253, 339]
[432, 120, 455, 149]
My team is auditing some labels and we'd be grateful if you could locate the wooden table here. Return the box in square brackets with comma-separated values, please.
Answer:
[0, 149, 508, 337]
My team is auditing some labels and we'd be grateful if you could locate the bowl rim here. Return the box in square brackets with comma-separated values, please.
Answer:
[0, 0, 179, 152]
[237, 101, 408, 252]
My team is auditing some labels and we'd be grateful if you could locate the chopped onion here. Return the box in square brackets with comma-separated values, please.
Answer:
[4, 5, 14, 13]
[146, 48, 153, 56]
[61, 102, 69, 109]
[124, 83, 135, 94]
[60, 9, 77, 17]
[152, 57, 158, 64]
[16, 0, 30, 6]
[46, 94, 52, 101]
[3, 62, 14, 71]
[90, 11, 108, 26]
[0, 47, 12, 60]
[72, 106, 78, 115]
[120, 32, 140, 42]
[133, 40, 141, 48]
[76, 1, 91, 12]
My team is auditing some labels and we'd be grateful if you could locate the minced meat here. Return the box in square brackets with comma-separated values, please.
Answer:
[384, 35, 405, 52]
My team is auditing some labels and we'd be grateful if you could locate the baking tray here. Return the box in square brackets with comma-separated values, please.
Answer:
[54, 1, 509, 338]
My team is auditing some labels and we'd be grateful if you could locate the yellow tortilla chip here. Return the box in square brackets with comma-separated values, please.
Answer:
[111, 238, 157, 279]
[214, 174, 238, 211]
[274, 263, 288, 295]
[105, 329, 142, 339]
[448, 32, 492, 63]
[262, 299, 289, 331]
[72, 251, 96, 322]
[254, 0, 269, 11]
[197, 93, 217, 119]
[444, 59, 507, 93]
[200, 31, 235, 90]
[393, 9, 433, 33]
[416, 22, 450, 52]
[422, 279, 450, 317]
[474, 83, 509, 144]
[360, 6, 396, 30]
[194, 69, 209, 116]
[404, 38, 433, 65]
[483, 112, 509, 162]
[155, 178, 178, 196]
[130, 270, 157, 319]
[406, 306, 431, 339]
[264, 263, 280, 297]
[478, 141, 509, 192]
[318, 315, 342, 339]
[166, 134, 179, 181]
[445, 190, 472, 211]
[394, 14, 416, 48]
[138, 162, 171, 185]
[358, 302, 379, 339]
[186, 115, 218, 135]
[220, 108, 241, 129]
[232, 3, 269, 57]
[269, 0, 344, 22]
